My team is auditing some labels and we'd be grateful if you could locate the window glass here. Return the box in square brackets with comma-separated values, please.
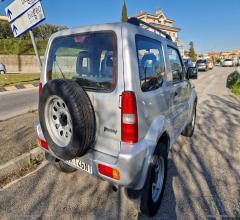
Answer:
[47, 32, 117, 91]
[136, 36, 165, 92]
[167, 47, 184, 82]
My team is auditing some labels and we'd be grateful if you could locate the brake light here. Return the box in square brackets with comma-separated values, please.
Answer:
[38, 139, 48, 150]
[39, 83, 43, 96]
[121, 91, 138, 143]
[98, 164, 120, 180]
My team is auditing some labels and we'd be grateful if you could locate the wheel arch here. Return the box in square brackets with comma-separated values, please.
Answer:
[155, 131, 170, 158]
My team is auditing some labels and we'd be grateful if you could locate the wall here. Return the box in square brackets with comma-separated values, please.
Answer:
[0, 55, 43, 73]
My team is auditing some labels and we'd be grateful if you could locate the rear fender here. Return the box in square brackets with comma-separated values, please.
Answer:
[132, 116, 171, 189]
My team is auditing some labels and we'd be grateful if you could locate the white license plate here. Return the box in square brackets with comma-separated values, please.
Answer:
[65, 158, 92, 174]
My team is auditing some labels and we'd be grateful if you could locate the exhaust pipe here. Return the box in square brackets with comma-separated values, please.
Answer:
[112, 185, 118, 192]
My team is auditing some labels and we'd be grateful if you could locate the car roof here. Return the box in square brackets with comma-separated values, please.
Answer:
[50, 22, 176, 47]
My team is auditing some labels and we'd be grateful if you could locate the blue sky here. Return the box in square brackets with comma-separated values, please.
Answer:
[1, 0, 240, 53]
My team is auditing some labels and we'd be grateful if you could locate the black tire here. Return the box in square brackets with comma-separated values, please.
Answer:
[55, 160, 77, 173]
[0, 70, 5, 75]
[139, 141, 168, 217]
[125, 142, 168, 217]
[182, 102, 197, 137]
[39, 80, 96, 160]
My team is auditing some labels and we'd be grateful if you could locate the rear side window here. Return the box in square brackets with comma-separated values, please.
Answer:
[47, 32, 117, 92]
[136, 35, 165, 92]
[167, 46, 184, 82]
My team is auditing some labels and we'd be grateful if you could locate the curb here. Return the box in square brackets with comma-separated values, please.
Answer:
[0, 148, 45, 180]
[0, 83, 38, 93]
[0, 161, 48, 191]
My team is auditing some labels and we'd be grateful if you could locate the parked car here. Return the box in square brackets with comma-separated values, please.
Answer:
[196, 59, 209, 71]
[0, 63, 6, 74]
[222, 59, 233, 67]
[183, 58, 194, 69]
[36, 18, 198, 217]
[207, 60, 214, 69]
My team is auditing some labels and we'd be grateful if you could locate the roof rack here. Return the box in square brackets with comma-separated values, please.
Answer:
[127, 17, 173, 41]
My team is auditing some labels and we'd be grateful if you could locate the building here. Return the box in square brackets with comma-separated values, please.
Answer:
[136, 9, 184, 54]
[208, 50, 240, 63]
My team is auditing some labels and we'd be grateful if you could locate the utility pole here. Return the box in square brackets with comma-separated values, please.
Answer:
[0, 16, 8, 22]
[29, 30, 42, 71]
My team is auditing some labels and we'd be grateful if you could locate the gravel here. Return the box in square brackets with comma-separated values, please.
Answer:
[0, 112, 38, 165]
[0, 67, 239, 219]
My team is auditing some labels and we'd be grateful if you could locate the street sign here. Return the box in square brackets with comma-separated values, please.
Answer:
[5, 0, 39, 23]
[10, 1, 45, 38]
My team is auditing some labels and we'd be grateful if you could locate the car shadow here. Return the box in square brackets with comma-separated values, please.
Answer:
[1, 89, 240, 219]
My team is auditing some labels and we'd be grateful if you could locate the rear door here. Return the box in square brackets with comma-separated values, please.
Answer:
[46, 29, 124, 157]
[166, 46, 190, 138]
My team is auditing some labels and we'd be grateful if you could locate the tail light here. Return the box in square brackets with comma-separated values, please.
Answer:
[38, 139, 48, 150]
[39, 82, 43, 96]
[98, 164, 120, 180]
[121, 91, 138, 143]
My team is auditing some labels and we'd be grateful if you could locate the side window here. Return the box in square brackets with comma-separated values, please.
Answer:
[167, 46, 184, 82]
[136, 35, 165, 92]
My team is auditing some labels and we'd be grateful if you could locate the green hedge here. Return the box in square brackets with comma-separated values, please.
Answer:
[227, 71, 240, 96]
[0, 39, 47, 56]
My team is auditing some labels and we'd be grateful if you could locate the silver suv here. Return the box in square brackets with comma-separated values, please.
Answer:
[36, 18, 198, 217]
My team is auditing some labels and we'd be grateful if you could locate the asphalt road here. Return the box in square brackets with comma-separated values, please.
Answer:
[0, 88, 38, 121]
[1, 67, 240, 219]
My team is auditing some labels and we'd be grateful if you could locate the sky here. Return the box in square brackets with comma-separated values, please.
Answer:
[1, 0, 240, 54]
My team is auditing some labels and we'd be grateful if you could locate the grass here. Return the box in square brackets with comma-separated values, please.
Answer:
[0, 39, 47, 56]
[227, 71, 240, 96]
[0, 73, 40, 87]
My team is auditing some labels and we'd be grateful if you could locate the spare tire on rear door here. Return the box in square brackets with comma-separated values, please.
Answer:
[39, 79, 96, 160]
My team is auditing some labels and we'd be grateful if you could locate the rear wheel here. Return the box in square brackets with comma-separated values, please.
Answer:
[55, 160, 77, 173]
[0, 70, 5, 75]
[126, 142, 168, 217]
[45, 152, 77, 173]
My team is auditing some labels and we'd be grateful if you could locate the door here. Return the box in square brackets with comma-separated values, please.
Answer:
[166, 46, 189, 138]
[134, 35, 171, 141]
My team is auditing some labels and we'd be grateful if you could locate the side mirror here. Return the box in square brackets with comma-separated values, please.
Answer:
[187, 67, 198, 80]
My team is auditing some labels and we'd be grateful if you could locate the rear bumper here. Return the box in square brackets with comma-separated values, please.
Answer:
[222, 63, 233, 67]
[36, 123, 152, 190]
[197, 65, 207, 70]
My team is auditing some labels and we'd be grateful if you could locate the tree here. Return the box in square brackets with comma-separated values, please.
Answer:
[189, 41, 197, 62]
[0, 23, 13, 39]
[32, 24, 67, 40]
[121, 0, 128, 22]
[0, 22, 67, 40]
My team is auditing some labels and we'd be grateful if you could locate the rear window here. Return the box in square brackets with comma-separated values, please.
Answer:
[197, 60, 206, 64]
[47, 32, 117, 91]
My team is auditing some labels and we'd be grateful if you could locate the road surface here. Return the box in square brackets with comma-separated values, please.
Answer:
[0, 88, 38, 121]
[0, 67, 239, 219]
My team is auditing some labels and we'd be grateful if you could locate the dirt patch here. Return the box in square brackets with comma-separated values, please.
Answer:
[0, 158, 43, 189]
[0, 112, 38, 165]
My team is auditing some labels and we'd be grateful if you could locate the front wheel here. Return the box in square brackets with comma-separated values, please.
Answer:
[182, 103, 196, 137]
[0, 70, 5, 75]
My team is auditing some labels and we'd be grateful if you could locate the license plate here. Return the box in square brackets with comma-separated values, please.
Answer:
[65, 158, 92, 174]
